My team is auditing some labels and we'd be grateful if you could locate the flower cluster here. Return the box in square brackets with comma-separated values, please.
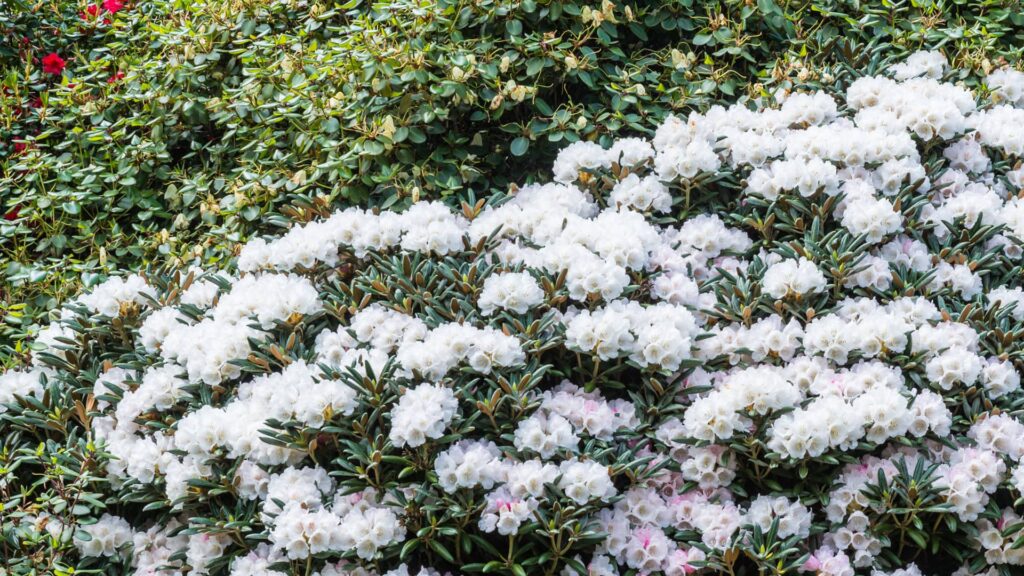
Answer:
[5, 52, 1024, 576]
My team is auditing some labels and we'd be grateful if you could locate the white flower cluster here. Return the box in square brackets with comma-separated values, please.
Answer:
[540, 381, 638, 441]
[78, 274, 156, 317]
[10, 52, 1024, 576]
[478, 486, 537, 535]
[477, 271, 545, 315]
[745, 495, 813, 539]
[270, 495, 405, 561]
[762, 257, 828, 299]
[396, 323, 525, 381]
[564, 300, 698, 370]
[74, 514, 134, 558]
[389, 383, 458, 448]
[0, 368, 47, 412]
[238, 201, 468, 270]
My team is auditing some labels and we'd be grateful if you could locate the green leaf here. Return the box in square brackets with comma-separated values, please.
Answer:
[428, 539, 455, 563]
[510, 137, 530, 156]
[757, 0, 781, 15]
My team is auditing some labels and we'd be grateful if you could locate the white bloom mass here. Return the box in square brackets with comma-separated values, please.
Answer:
[478, 271, 545, 315]
[389, 383, 459, 448]
[762, 257, 828, 299]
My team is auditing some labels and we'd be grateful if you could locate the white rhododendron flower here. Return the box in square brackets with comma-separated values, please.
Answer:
[389, 383, 458, 448]
[477, 271, 545, 315]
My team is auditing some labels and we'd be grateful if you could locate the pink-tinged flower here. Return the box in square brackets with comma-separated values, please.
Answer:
[102, 0, 125, 12]
[666, 547, 705, 575]
[41, 53, 66, 75]
[801, 556, 822, 572]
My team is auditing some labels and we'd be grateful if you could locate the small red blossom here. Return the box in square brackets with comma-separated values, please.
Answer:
[13, 142, 27, 154]
[102, 0, 125, 12]
[18, 37, 31, 59]
[108, 71, 126, 83]
[3, 205, 20, 221]
[41, 53, 66, 75]
[82, 3, 100, 18]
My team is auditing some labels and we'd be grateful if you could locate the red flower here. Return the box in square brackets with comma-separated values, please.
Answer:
[41, 53, 66, 75]
[3, 206, 20, 221]
[82, 3, 100, 18]
[102, 0, 125, 12]
[108, 71, 126, 83]
[13, 142, 27, 154]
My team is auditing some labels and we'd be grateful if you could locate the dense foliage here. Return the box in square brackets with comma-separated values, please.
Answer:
[5, 52, 1024, 575]
[4, 0, 1024, 358]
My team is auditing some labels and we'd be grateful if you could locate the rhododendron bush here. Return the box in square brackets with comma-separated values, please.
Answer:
[6, 53, 1024, 575]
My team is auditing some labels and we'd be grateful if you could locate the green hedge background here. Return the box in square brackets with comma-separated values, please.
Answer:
[3, 0, 1023, 364]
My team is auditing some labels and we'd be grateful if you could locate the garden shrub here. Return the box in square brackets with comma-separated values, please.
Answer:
[4, 0, 1024, 359]
[5, 52, 1024, 575]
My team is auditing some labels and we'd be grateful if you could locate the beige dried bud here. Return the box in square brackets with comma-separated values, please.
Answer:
[509, 83, 528, 102]
[381, 115, 396, 139]
[601, 0, 617, 23]
[671, 49, 688, 70]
